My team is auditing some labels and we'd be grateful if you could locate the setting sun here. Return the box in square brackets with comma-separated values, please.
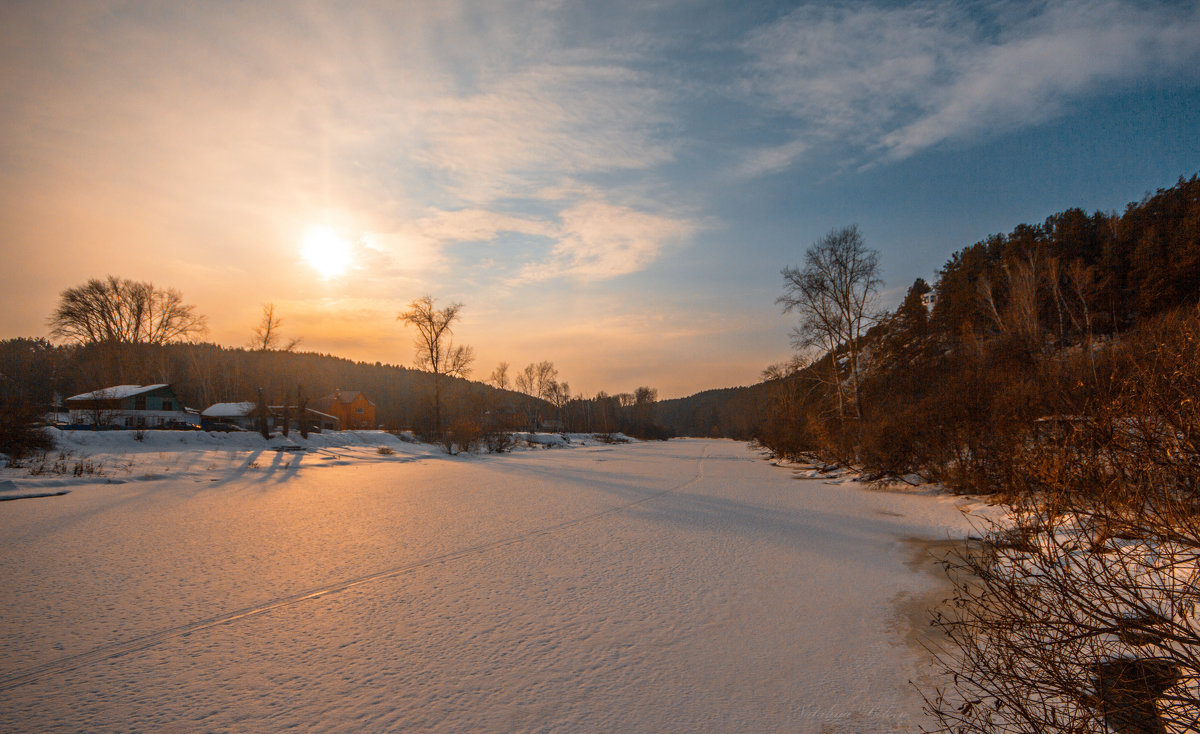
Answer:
[301, 226, 352, 278]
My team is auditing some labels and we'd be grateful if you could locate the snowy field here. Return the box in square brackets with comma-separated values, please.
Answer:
[1, 433, 982, 732]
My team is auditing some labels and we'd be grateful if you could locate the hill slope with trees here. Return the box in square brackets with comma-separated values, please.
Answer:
[658, 173, 1200, 481]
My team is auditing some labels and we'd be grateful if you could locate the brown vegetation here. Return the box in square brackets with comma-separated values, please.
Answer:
[924, 312, 1200, 732]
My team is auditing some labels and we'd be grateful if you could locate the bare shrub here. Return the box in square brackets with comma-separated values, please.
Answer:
[925, 496, 1200, 733]
[923, 308, 1200, 733]
[483, 429, 515, 454]
[442, 417, 482, 455]
[26, 451, 102, 477]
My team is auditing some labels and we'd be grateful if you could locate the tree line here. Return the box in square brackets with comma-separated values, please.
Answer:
[656, 174, 1200, 461]
[1, 286, 672, 458]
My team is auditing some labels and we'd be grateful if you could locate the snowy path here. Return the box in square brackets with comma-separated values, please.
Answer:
[0, 439, 976, 732]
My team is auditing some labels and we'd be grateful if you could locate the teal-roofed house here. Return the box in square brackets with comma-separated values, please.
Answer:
[64, 384, 191, 429]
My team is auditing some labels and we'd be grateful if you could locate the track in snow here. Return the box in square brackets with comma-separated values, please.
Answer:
[0, 447, 708, 692]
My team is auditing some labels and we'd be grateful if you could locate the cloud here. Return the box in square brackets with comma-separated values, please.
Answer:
[414, 209, 556, 243]
[412, 64, 675, 203]
[742, 0, 1200, 167]
[518, 200, 697, 282]
[733, 138, 810, 178]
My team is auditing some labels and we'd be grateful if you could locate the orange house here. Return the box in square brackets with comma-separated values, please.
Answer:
[313, 389, 376, 429]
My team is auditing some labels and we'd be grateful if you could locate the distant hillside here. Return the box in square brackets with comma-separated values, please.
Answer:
[660, 173, 1200, 443]
[655, 384, 770, 439]
[0, 339, 543, 431]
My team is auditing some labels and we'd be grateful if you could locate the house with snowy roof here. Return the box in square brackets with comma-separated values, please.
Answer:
[64, 384, 191, 429]
[312, 389, 375, 429]
[200, 401, 258, 430]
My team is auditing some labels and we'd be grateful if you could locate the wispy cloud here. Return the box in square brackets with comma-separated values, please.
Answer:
[414, 209, 556, 243]
[733, 138, 810, 178]
[742, 0, 1200, 168]
[515, 200, 697, 282]
[413, 64, 675, 204]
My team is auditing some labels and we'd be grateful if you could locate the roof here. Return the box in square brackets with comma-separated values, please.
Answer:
[66, 384, 170, 402]
[201, 401, 257, 418]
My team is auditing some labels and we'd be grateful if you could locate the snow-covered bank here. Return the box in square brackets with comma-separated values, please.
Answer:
[1, 438, 981, 732]
[0, 429, 634, 496]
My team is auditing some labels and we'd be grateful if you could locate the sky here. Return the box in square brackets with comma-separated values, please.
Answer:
[2, 0, 1198, 398]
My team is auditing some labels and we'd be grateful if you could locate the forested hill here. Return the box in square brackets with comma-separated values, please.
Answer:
[0, 340, 532, 431]
[657, 173, 1200, 440]
[655, 385, 770, 440]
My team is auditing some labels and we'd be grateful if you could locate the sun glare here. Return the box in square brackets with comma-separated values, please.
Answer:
[302, 226, 353, 278]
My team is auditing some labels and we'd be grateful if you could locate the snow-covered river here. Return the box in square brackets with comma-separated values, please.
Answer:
[1, 437, 978, 732]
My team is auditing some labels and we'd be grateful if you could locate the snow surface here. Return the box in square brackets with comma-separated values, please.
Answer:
[0, 435, 982, 732]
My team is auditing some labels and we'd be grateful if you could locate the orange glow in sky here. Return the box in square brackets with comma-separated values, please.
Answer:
[2, 2, 1197, 398]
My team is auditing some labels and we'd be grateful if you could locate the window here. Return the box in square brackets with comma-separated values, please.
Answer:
[162, 400, 173, 411]
[135, 396, 146, 411]
[356, 407, 364, 413]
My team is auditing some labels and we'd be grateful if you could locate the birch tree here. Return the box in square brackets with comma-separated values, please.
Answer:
[778, 225, 881, 419]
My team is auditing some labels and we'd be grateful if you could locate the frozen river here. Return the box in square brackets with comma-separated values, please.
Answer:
[1, 437, 977, 732]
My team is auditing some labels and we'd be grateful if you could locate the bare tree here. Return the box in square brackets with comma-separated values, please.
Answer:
[548, 380, 571, 431]
[249, 303, 301, 352]
[633, 386, 657, 425]
[979, 253, 1043, 354]
[534, 361, 558, 402]
[49, 276, 207, 345]
[1044, 255, 1067, 346]
[778, 225, 881, 419]
[761, 354, 809, 382]
[515, 361, 558, 430]
[490, 362, 511, 391]
[398, 296, 474, 438]
[1066, 258, 1101, 381]
[1004, 254, 1041, 349]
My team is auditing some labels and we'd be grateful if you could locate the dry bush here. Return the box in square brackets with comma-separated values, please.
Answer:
[923, 308, 1200, 733]
[925, 496, 1200, 733]
[482, 429, 516, 453]
[442, 417, 482, 455]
